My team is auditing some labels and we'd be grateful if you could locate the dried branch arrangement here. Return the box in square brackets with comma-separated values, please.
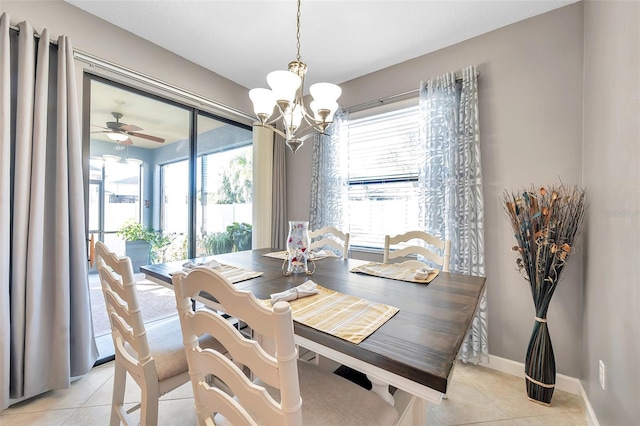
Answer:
[503, 183, 587, 404]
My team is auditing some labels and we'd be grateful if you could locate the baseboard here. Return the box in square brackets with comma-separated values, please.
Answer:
[481, 354, 599, 426]
[482, 354, 580, 394]
[579, 381, 600, 426]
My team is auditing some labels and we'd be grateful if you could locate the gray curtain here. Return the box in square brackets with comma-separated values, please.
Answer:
[0, 14, 98, 410]
[418, 65, 488, 364]
[309, 110, 349, 231]
[271, 130, 287, 249]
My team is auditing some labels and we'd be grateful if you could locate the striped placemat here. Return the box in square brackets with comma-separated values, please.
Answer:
[173, 264, 263, 284]
[268, 283, 399, 345]
[350, 262, 440, 284]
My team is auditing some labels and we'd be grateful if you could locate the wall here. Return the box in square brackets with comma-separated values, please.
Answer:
[287, 3, 586, 377]
[1, 0, 253, 121]
[582, 1, 640, 425]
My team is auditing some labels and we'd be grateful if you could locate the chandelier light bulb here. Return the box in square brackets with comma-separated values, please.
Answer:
[249, 88, 276, 122]
[267, 70, 301, 105]
[310, 82, 342, 104]
[284, 105, 304, 131]
[310, 100, 338, 123]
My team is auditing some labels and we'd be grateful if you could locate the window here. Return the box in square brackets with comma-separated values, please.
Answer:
[347, 102, 421, 249]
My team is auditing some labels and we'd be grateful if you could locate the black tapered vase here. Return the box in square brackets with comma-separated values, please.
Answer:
[524, 318, 556, 405]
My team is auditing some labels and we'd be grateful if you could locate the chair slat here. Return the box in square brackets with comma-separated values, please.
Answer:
[309, 225, 350, 259]
[384, 230, 451, 272]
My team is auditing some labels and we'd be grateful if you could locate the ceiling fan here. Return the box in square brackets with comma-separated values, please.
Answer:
[91, 112, 165, 145]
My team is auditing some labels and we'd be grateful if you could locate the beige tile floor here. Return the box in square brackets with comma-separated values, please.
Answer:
[0, 360, 587, 426]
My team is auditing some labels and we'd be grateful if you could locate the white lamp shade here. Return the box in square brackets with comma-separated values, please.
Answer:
[107, 132, 129, 142]
[310, 100, 338, 122]
[310, 82, 342, 104]
[102, 154, 121, 162]
[283, 105, 303, 129]
[267, 70, 301, 104]
[249, 88, 276, 117]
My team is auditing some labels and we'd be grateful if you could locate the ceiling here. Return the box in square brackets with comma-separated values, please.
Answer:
[77, 0, 577, 150]
[68, 0, 577, 90]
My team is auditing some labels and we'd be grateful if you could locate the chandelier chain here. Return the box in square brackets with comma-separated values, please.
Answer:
[296, 0, 301, 62]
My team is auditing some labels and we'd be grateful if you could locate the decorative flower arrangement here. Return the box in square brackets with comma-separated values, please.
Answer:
[503, 183, 587, 405]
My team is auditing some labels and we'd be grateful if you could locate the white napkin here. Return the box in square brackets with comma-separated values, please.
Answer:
[182, 259, 221, 270]
[413, 266, 436, 280]
[270, 280, 319, 305]
[309, 250, 338, 260]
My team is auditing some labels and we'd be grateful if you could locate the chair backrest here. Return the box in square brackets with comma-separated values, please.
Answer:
[172, 267, 302, 426]
[309, 226, 350, 259]
[95, 241, 153, 372]
[383, 230, 451, 272]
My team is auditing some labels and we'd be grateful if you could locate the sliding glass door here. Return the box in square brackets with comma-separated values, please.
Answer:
[85, 74, 252, 360]
[196, 113, 253, 256]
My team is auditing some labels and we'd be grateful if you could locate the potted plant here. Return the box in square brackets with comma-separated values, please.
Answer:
[117, 219, 172, 270]
[227, 222, 252, 252]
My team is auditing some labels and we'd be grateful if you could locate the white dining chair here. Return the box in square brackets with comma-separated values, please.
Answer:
[172, 267, 398, 426]
[383, 230, 451, 272]
[309, 225, 350, 258]
[95, 241, 224, 426]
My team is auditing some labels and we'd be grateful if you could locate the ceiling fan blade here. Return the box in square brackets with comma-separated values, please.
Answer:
[127, 132, 165, 143]
[120, 139, 133, 145]
[91, 124, 110, 130]
[119, 124, 143, 132]
[90, 130, 110, 134]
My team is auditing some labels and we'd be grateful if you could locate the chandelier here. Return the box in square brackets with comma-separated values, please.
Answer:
[249, 0, 342, 153]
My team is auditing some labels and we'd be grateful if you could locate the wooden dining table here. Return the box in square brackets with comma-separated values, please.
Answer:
[141, 248, 486, 425]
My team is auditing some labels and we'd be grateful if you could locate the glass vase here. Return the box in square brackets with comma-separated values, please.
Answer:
[284, 221, 313, 275]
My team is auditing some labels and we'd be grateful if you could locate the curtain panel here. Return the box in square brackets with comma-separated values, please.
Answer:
[0, 14, 98, 410]
[309, 110, 349, 233]
[418, 65, 488, 363]
[271, 129, 288, 250]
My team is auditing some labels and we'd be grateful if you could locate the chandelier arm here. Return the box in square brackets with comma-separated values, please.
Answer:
[253, 122, 288, 140]
[299, 109, 332, 134]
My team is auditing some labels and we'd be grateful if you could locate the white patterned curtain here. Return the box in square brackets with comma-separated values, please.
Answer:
[418, 65, 488, 364]
[309, 110, 349, 232]
[0, 14, 98, 410]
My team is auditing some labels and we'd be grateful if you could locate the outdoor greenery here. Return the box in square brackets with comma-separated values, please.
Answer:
[202, 222, 252, 255]
[213, 154, 252, 204]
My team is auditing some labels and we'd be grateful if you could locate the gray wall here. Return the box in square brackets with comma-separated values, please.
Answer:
[6, 0, 639, 422]
[288, 3, 586, 378]
[582, 1, 640, 425]
[2, 0, 253, 120]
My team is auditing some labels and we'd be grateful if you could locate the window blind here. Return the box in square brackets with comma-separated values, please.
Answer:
[347, 105, 421, 249]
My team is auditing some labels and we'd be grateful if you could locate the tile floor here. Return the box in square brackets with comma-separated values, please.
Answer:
[0, 359, 587, 426]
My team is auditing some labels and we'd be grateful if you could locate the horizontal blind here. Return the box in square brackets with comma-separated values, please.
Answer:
[347, 105, 421, 249]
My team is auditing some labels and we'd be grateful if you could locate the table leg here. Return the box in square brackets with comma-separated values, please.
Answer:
[366, 374, 395, 406]
[413, 397, 427, 425]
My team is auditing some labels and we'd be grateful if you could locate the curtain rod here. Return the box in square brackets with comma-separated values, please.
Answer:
[74, 50, 254, 121]
[9, 23, 57, 45]
[9, 24, 254, 122]
[345, 70, 480, 114]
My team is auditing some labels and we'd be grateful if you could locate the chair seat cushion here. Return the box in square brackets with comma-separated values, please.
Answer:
[214, 359, 397, 426]
[296, 360, 398, 426]
[125, 316, 225, 381]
